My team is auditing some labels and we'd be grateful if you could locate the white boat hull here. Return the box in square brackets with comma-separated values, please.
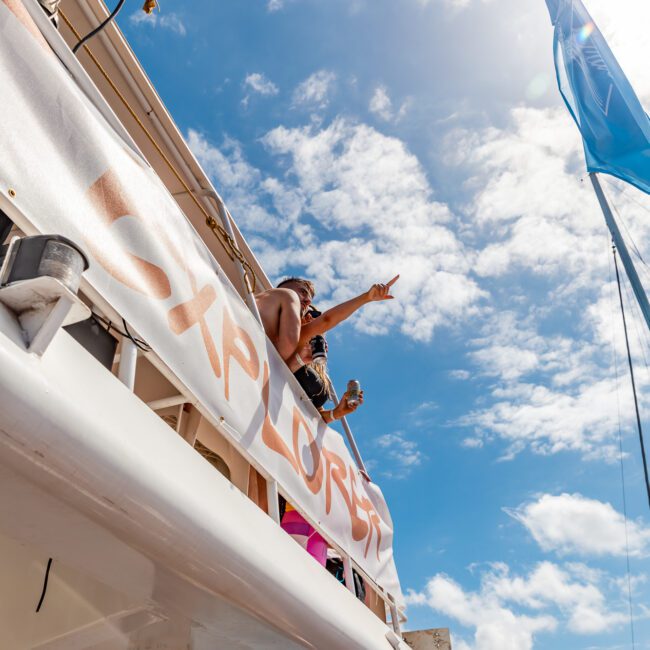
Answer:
[0, 303, 397, 649]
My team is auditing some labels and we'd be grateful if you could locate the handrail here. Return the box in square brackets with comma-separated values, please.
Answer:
[330, 386, 368, 474]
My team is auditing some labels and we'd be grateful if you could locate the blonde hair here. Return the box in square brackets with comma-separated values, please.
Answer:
[309, 361, 334, 402]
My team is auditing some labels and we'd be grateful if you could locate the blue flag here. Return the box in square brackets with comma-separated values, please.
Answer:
[546, 0, 650, 194]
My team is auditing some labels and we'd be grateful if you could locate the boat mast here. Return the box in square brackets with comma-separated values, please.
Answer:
[590, 172, 650, 507]
[590, 173, 650, 331]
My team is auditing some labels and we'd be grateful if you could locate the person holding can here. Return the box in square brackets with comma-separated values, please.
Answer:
[293, 310, 364, 423]
[254, 275, 399, 370]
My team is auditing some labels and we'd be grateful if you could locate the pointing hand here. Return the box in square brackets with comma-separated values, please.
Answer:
[366, 275, 400, 302]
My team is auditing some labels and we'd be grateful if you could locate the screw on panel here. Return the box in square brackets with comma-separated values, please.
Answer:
[7, 188, 16, 198]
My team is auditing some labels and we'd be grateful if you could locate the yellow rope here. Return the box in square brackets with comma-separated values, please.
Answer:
[58, 9, 257, 292]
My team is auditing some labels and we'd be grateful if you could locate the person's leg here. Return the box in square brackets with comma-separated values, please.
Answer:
[305, 531, 328, 567]
[282, 509, 329, 567]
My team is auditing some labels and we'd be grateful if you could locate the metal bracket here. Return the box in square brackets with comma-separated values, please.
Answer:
[0, 275, 90, 356]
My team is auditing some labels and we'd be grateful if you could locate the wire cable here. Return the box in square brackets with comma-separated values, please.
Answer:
[613, 246, 650, 509]
[604, 177, 650, 222]
[618, 252, 650, 381]
[59, 9, 258, 293]
[35, 558, 53, 613]
[91, 312, 151, 352]
[603, 178, 650, 270]
[121, 317, 150, 352]
[72, 0, 126, 55]
[609, 244, 637, 649]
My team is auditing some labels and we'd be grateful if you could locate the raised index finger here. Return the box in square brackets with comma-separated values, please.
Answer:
[386, 274, 400, 287]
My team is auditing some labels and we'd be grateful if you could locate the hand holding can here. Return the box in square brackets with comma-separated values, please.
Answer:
[346, 379, 361, 407]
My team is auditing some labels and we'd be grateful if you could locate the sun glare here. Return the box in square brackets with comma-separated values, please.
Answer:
[577, 21, 595, 43]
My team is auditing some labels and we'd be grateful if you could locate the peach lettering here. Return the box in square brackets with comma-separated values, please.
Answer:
[349, 470, 382, 560]
[167, 274, 221, 378]
[260, 362, 299, 473]
[323, 448, 369, 543]
[222, 307, 260, 401]
[85, 170, 171, 299]
[292, 408, 323, 495]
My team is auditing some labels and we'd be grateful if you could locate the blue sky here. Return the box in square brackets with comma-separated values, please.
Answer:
[122, 1, 650, 648]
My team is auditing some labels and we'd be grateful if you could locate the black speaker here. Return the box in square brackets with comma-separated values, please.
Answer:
[64, 317, 118, 370]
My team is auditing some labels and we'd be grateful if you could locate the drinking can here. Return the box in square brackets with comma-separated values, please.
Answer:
[346, 379, 361, 407]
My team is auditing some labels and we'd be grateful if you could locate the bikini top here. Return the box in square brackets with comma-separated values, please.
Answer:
[293, 364, 329, 410]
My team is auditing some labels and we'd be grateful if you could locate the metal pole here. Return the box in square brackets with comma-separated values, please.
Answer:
[590, 173, 650, 332]
[266, 479, 281, 524]
[342, 554, 356, 594]
[118, 337, 138, 390]
[388, 594, 402, 636]
[330, 387, 368, 475]
[613, 247, 650, 509]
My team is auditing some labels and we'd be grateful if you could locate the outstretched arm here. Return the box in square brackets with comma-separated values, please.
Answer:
[298, 275, 399, 347]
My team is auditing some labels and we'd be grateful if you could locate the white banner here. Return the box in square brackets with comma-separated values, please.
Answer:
[0, 0, 403, 604]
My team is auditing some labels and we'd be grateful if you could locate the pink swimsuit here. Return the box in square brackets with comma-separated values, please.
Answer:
[281, 505, 328, 566]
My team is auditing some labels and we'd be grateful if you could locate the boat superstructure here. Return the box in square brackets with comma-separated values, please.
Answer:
[0, 1, 437, 648]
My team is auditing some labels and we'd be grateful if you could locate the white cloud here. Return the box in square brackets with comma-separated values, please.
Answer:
[267, 0, 303, 11]
[190, 118, 484, 342]
[375, 431, 423, 478]
[455, 269, 650, 460]
[507, 493, 650, 557]
[243, 72, 279, 96]
[460, 376, 631, 461]
[407, 570, 556, 650]
[483, 562, 630, 635]
[129, 11, 186, 36]
[407, 560, 631, 649]
[449, 107, 607, 282]
[187, 130, 284, 234]
[292, 70, 337, 109]
[261, 118, 485, 341]
[368, 85, 412, 123]
[369, 85, 392, 121]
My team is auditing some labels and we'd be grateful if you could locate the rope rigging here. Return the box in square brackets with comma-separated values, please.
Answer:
[612, 244, 650, 509]
[608, 242, 637, 649]
[59, 9, 257, 294]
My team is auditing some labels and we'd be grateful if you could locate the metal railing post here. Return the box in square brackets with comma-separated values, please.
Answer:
[266, 478, 281, 524]
[118, 336, 138, 390]
[330, 387, 368, 475]
[342, 554, 356, 595]
[388, 594, 402, 636]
